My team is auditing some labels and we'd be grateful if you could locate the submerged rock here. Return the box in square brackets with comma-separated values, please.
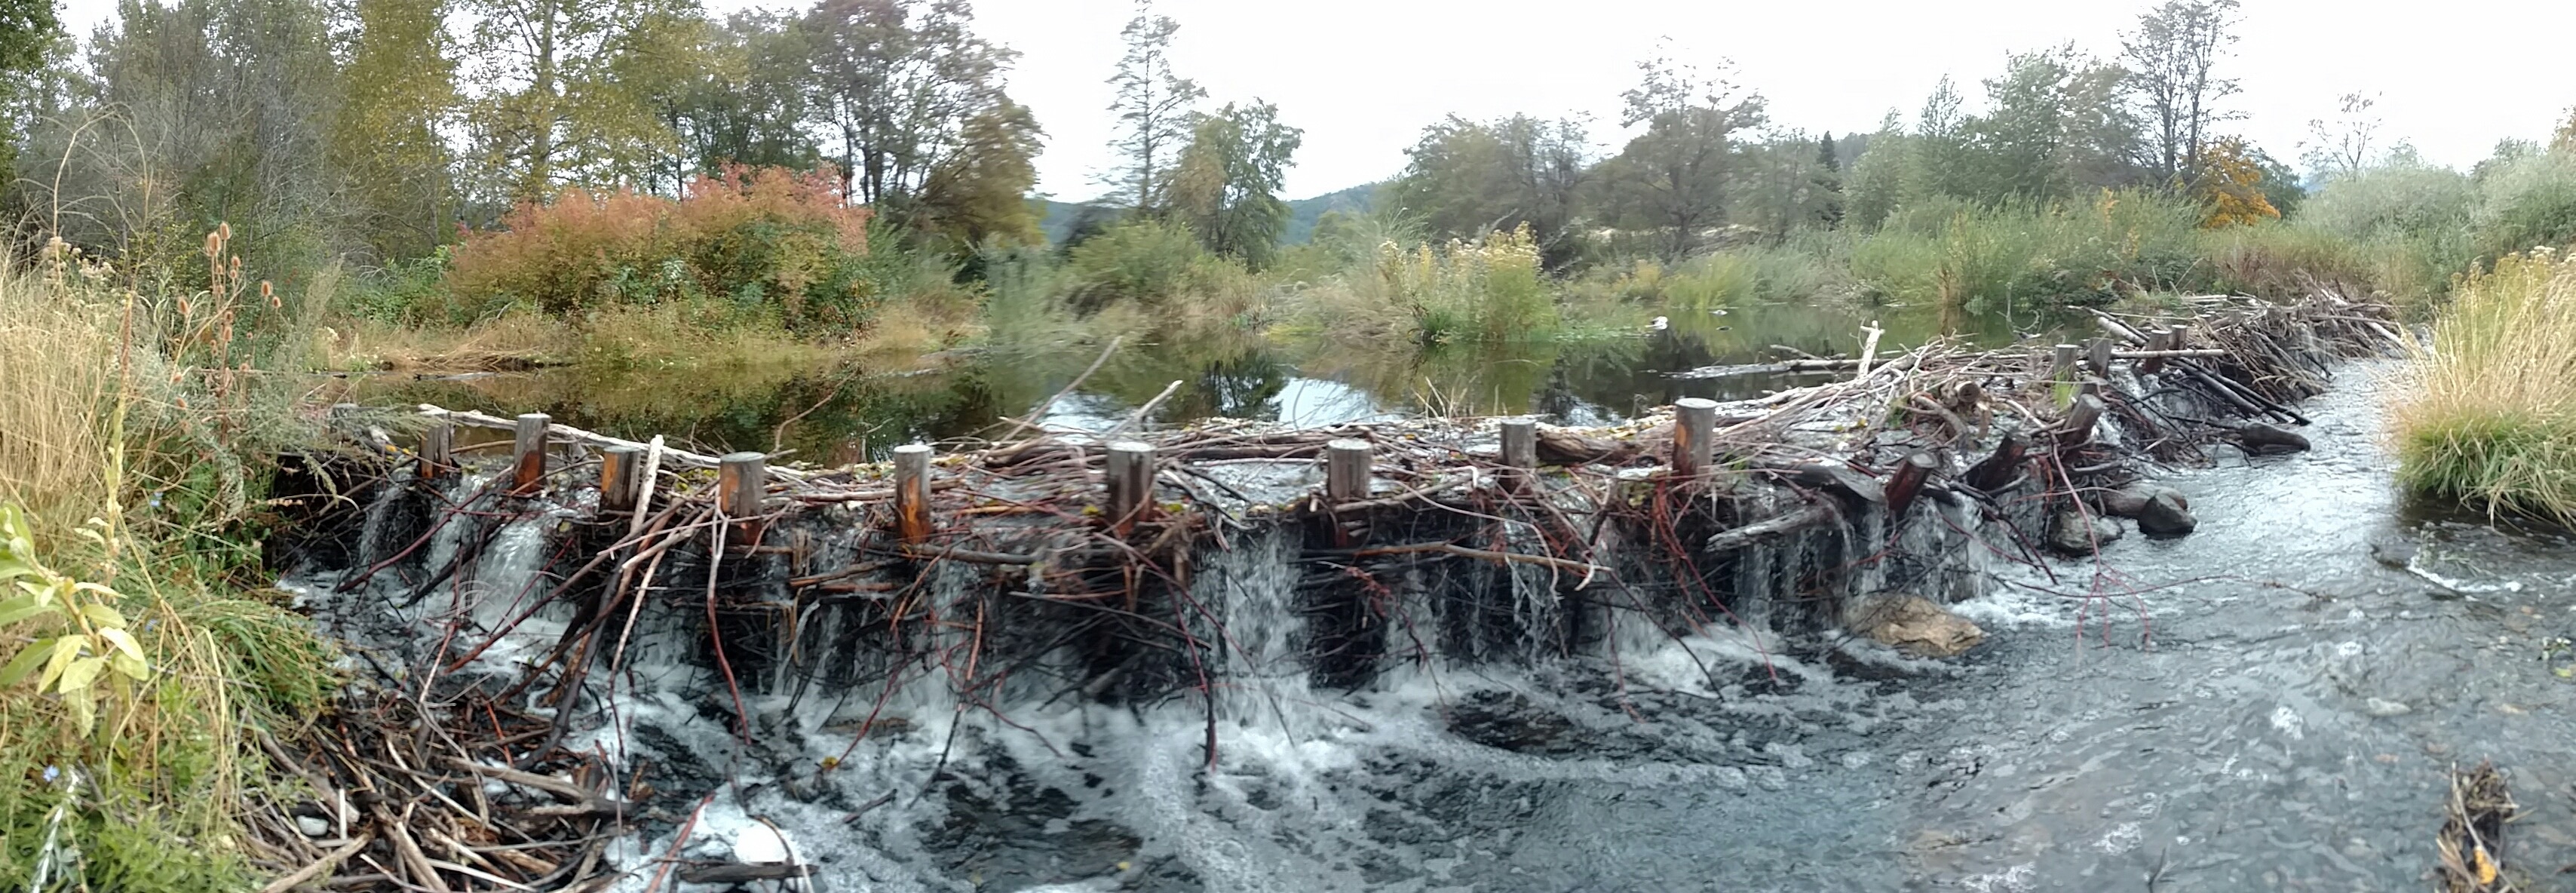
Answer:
[1848, 595, 1986, 658]
[2237, 422, 2311, 455]
[2047, 508, 2123, 556]
[2135, 489, 2197, 539]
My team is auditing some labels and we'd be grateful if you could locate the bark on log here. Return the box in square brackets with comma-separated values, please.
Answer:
[1885, 451, 1938, 520]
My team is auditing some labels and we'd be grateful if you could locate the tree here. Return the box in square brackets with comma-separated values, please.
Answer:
[1170, 100, 1302, 265]
[1102, 0, 1201, 213]
[0, 0, 60, 170]
[2194, 137, 2277, 227]
[1813, 132, 1844, 229]
[912, 96, 1044, 247]
[51, 0, 350, 275]
[1388, 114, 1592, 266]
[333, 0, 457, 259]
[2121, 0, 2243, 186]
[459, 0, 708, 203]
[1594, 49, 1766, 260]
[1961, 47, 2143, 204]
[802, 0, 1018, 217]
[2301, 91, 2380, 180]
[669, 12, 820, 180]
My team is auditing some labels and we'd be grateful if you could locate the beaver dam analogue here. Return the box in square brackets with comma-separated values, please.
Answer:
[252, 293, 2466, 892]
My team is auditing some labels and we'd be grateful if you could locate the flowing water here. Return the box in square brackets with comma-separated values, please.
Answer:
[297, 347, 2576, 891]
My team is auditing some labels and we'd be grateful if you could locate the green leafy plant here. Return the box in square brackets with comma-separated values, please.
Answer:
[0, 507, 150, 738]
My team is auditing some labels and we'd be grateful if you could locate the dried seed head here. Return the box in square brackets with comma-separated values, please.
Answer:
[262, 281, 278, 308]
[216, 222, 231, 242]
[204, 231, 221, 258]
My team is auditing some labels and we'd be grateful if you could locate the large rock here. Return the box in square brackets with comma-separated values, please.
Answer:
[2236, 423, 2311, 455]
[1848, 595, 1985, 658]
[2135, 489, 2196, 538]
[2047, 508, 2123, 556]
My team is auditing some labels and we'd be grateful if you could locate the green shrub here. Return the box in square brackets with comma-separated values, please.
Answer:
[2470, 150, 2576, 260]
[1064, 217, 1222, 310]
[1851, 190, 2203, 312]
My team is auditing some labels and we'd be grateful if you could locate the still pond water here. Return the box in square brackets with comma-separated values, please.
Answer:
[349, 299, 2050, 459]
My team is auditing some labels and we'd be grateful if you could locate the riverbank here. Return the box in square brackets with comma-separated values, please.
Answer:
[0, 266, 339, 888]
[2394, 249, 2576, 526]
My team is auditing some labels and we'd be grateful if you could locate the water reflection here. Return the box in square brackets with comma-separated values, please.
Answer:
[347, 299, 2072, 461]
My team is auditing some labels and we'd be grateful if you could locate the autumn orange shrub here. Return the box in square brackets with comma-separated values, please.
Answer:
[446, 166, 882, 330]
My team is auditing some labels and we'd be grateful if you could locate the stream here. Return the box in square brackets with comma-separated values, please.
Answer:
[307, 326, 2576, 891]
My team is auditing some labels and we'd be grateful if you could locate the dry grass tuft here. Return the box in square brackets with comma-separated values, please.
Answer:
[2392, 248, 2576, 523]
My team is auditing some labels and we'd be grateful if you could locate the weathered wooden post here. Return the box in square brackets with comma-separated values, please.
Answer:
[1498, 418, 1537, 470]
[2168, 324, 2191, 351]
[1106, 441, 1155, 531]
[2061, 394, 2106, 447]
[600, 445, 643, 513]
[1673, 397, 1719, 476]
[2138, 328, 2173, 375]
[1325, 439, 1372, 505]
[893, 443, 933, 544]
[2086, 337, 2114, 376]
[511, 413, 549, 493]
[718, 452, 765, 520]
[419, 421, 454, 477]
[1885, 450, 1939, 520]
[2050, 344, 2079, 381]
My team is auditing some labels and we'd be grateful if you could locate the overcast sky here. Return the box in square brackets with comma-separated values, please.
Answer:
[57, 0, 2576, 200]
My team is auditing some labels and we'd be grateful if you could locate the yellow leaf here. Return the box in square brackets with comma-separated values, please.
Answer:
[38, 637, 82, 692]
[2473, 845, 2497, 885]
[100, 628, 146, 664]
[57, 655, 105, 695]
[80, 602, 127, 630]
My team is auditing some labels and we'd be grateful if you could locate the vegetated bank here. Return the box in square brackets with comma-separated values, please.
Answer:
[2393, 247, 2576, 524]
[0, 241, 339, 888]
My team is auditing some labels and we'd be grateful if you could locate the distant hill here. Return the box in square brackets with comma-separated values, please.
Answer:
[1035, 182, 1384, 247]
[1282, 183, 1381, 244]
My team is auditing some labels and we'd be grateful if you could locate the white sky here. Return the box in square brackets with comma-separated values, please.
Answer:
[57, 0, 2576, 200]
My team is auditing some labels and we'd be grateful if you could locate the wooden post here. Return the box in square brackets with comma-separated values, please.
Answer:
[2050, 344, 2079, 381]
[511, 413, 549, 493]
[2086, 337, 2114, 376]
[1885, 450, 1939, 520]
[1498, 418, 1537, 470]
[718, 452, 765, 520]
[1325, 439, 1372, 505]
[2138, 329, 2173, 375]
[1106, 441, 1155, 531]
[1673, 397, 1719, 476]
[1964, 433, 2028, 493]
[2061, 394, 2106, 447]
[419, 421, 454, 477]
[600, 445, 642, 513]
[893, 443, 933, 544]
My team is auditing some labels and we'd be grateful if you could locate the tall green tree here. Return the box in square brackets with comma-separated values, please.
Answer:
[1388, 114, 1591, 266]
[460, 0, 709, 202]
[1170, 100, 1301, 265]
[1102, 0, 1201, 213]
[0, 0, 60, 170]
[44, 0, 348, 275]
[1593, 50, 1766, 260]
[2121, 0, 2243, 186]
[802, 0, 1018, 216]
[333, 0, 457, 259]
[666, 11, 819, 186]
[912, 96, 1044, 247]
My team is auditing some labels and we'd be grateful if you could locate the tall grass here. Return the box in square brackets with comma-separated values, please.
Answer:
[0, 245, 337, 888]
[2393, 249, 2576, 523]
